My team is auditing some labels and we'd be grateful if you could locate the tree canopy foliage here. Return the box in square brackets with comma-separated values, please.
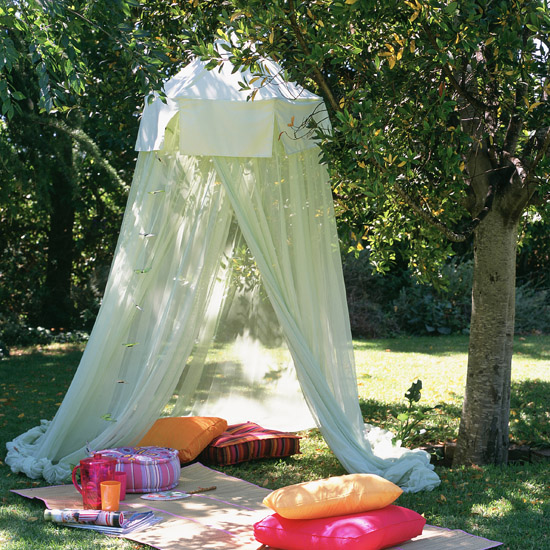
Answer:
[188, 0, 550, 466]
[190, 0, 550, 280]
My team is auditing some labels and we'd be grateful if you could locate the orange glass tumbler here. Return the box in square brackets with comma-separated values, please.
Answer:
[100, 481, 121, 512]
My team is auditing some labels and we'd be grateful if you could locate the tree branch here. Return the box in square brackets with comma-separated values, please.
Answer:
[421, 23, 490, 117]
[502, 125, 550, 198]
[284, 5, 498, 244]
[357, 151, 490, 244]
[502, 152, 528, 182]
[503, 113, 524, 159]
[392, 180, 469, 242]
[287, 0, 340, 112]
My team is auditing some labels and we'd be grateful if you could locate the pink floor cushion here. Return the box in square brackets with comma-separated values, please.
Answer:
[98, 446, 180, 493]
[199, 421, 301, 466]
[253, 505, 426, 550]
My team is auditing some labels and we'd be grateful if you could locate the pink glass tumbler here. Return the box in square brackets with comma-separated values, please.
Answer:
[114, 470, 127, 501]
[72, 454, 117, 509]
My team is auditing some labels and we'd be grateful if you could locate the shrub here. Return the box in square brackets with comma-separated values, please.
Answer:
[0, 312, 89, 347]
[514, 283, 550, 334]
[0, 339, 9, 359]
[391, 276, 471, 336]
[344, 254, 473, 337]
[342, 251, 405, 338]
[391, 259, 473, 336]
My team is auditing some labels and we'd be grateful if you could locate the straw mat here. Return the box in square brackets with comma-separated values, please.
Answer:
[12, 462, 502, 550]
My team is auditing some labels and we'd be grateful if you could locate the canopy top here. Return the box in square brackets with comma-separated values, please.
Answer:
[135, 49, 330, 157]
[162, 55, 319, 103]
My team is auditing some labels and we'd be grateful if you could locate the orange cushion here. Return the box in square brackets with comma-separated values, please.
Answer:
[262, 473, 402, 520]
[138, 416, 228, 463]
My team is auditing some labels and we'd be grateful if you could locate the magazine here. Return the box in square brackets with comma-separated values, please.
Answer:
[45, 509, 163, 535]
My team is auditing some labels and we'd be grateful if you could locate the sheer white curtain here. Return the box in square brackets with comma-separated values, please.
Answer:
[168, 227, 316, 432]
[213, 139, 440, 492]
[6, 139, 234, 482]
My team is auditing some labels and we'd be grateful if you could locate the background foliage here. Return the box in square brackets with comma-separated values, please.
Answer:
[343, 246, 550, 339]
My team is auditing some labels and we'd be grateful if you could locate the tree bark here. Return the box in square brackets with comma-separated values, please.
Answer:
[453, 203, 518, 465]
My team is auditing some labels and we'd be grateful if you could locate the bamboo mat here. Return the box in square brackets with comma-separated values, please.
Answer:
[12, 463, 502, 550]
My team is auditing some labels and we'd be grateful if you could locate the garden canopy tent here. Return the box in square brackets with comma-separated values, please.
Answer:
[6, 49, 440, 493]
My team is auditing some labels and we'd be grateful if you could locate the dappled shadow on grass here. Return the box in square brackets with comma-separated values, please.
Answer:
[0, 497, 141, 549]
[510, 379, 550, 447]
[7, 343, 86, 358]
[513, 334, 550, 361]
[354, 335, 469, 356]
[3, 341, 549, 549]
[0, 349, 79, 452]
[397, 462, 550, 549]
[359, 397, 462, 448]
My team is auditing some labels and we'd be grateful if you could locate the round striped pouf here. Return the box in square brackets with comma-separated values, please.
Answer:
[98, 446, 180, 493]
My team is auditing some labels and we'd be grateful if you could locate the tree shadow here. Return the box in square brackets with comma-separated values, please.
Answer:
[353, 335, 470, 356]
[353, 333, 550, 361]
[394, 460, 550, 548]
[513, 335, 550, 361]
[360, 378, 550, 451]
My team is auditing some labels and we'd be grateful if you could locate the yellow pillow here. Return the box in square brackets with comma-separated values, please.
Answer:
[138, 416, 228, 464]
[262, 473, 402, 520]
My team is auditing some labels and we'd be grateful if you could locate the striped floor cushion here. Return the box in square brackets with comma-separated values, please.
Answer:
[199, 422, 301, 466]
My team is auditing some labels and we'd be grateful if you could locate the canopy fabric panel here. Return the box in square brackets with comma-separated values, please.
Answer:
[6, 52, 440, 493]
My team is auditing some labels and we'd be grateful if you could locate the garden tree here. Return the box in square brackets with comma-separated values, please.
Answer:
[0, 0, 221, 329]
[189, 0, 550, 466]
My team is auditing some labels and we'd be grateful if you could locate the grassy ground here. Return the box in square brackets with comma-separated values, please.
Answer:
[1, 336, 550, 549]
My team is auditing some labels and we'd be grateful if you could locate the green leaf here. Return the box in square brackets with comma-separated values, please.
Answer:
[405, 380, 422, 403]
[444, 1, 458, 13]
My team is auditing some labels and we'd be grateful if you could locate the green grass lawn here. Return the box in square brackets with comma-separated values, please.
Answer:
[1, 336, 550, 549]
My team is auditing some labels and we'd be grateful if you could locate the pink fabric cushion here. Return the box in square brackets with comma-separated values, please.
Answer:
[253, 505, 426, 550]
[199, 422, 300, 466]
[99, 446, 180, 494]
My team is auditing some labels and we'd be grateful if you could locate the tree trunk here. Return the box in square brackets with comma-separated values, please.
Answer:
[453, 205, 518, 465]
[38, 135, 76, 330]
